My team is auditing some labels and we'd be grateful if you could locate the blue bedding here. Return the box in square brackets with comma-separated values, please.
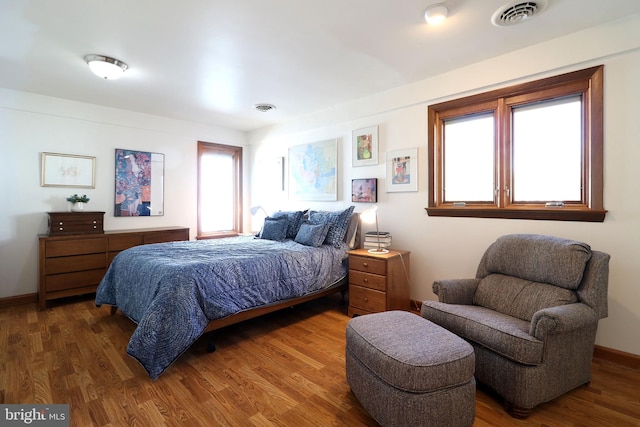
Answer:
[95, 236, 349, 379]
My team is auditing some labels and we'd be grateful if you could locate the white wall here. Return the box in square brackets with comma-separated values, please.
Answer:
[0, 90, 247, 298]
[247, 15, 640, 356]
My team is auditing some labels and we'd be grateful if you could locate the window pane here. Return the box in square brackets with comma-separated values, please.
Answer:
[200, 152, 234, 232]
[512, 96, 582, 202]
[443, 114, 495, 202]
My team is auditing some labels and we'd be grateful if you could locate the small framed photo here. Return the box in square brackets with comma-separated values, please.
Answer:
[352, 126, 378, 167]
[352, 178, 377, 203]
[41, 152, 96, 188]
[386, 148, 418, 192]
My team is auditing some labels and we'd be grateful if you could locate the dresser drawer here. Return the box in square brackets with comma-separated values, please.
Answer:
[349, 270, 386, 291]
[45, 238, 106, 257]
[349, 285, 386, 313]
[108, 234, 143, 251]
[44, 268, 107, 292]
[143, 229, 189, 244]
[45, 253, 106, 275]
[48, 212, 104, 236]
[349, 255, 386, 275]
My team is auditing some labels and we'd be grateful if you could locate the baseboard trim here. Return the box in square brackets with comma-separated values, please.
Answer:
[594, 345, 640, 371]
[0, 292, 37, 308]
[413, 299, 639, 371]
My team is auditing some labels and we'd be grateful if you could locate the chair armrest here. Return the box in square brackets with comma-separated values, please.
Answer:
[530, 303, 599, 340]
[432, 279, 480, 304]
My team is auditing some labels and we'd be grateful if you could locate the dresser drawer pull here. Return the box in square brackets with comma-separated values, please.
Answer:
[363, 278, 369, 283]
[59, 222, 64, 225]
[364, 297, 368, 302]
[59, 227, 63, 231]
[363, 262, 368, 267]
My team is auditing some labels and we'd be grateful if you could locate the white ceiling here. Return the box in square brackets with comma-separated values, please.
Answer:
[2, 0, 639, 131]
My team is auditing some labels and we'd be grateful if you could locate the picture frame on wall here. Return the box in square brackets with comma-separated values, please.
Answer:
[351, 178, 377, 203]
[115, 148, 165, 216]
[41, 152, 96, 188]
[352, 126, 378, 167]
[386, 148, 418, 192]
[288, 139, 338, 201]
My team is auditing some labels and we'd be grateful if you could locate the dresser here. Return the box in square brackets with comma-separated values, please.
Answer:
[38, 226, 189, 309]
[347, 248, 411, 317]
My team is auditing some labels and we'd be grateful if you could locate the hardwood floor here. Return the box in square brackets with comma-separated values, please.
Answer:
[1, 294, 639, 426]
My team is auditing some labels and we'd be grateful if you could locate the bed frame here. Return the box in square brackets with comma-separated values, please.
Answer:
[108, 217, 360, 352]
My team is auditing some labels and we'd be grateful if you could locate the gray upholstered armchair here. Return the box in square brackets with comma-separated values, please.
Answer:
[421, 234, 610, 418]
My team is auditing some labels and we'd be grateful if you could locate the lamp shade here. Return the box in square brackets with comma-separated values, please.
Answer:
[84, 54, 128, 79]
[361, 206, 389, 254]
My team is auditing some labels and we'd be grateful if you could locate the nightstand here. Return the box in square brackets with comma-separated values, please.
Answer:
[347, 248, 410, 316]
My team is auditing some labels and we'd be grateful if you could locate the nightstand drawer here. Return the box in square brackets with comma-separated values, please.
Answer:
[349, 285, 386, 312]
[349, 270, 386, 291]
[349, 255, 386, 275]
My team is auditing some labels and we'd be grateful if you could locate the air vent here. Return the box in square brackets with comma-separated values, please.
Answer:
[491, 1, 547, 27]
[254, 103, 276, 112]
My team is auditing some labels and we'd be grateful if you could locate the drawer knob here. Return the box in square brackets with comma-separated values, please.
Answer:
[364, 297, 368, 302]
[363, 262, 368, 267]
[59, 227, 63, 231]
[59, 222, 63, 225]
[93, 220, 97, 224]
[363, 278, 369, 283]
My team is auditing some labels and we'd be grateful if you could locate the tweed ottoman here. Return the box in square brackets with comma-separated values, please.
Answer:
[346, 311, 475, 427]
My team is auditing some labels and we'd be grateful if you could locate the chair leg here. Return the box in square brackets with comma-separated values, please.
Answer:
[505, 401, 531, 419]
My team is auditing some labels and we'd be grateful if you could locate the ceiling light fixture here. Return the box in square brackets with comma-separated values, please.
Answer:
[424, 3, 449, 25]
[84, 54, 128, 79]
[254, 103, 276, 112]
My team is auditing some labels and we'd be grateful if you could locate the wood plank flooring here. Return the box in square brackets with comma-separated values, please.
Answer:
[1, 294, 639, 426]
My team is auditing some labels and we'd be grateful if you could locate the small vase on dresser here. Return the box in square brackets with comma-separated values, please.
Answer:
[71, 202, 85, 212]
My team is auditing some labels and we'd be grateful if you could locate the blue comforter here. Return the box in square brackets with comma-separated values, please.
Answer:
[95, 236, 349, 379]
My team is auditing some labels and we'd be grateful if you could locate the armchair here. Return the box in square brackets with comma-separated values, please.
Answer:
[421, 234, 610, 418]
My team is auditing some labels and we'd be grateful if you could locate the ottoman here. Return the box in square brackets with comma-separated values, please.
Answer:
[346, 311, 475, 427]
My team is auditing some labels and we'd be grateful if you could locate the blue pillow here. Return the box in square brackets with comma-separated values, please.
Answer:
[270, 210, 306, 239]
[308, 206, 355, 247]
[294, 222, 330, 247]
[259, 217, 288, 241]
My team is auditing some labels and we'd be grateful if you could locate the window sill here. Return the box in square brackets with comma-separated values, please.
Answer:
[425, 207, 607, 222]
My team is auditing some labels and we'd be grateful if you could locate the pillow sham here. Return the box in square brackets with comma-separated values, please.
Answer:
[259, 217, 288, 241]
[294, 222, 331, 247]
[270, 210, 306, 239]
[308, 206, 355, 247]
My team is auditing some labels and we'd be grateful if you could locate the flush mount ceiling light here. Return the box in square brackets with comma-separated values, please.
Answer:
[424, 3, 449, 25]
[84, 54, 128, 79]
[254, 103, 276, 112]
[491, 1, 547, 27]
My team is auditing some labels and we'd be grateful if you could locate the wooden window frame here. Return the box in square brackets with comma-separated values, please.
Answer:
[197, 141, 243, 239]
[426, 65, 606, 222]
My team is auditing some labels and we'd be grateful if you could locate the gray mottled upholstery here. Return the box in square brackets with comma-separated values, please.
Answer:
[346, 311, 475, 427]
[421, 234, 610, 417]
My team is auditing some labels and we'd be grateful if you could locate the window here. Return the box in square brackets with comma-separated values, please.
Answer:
[197, 141, 243, 239]
[427, 65, 606, 222]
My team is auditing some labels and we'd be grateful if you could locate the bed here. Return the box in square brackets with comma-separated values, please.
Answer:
[95, 207, 359, 379]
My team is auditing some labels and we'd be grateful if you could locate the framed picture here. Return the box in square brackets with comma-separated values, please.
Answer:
[41, 152, 96, 188]
[386, 148, 418, 192]
[352, 178, 377, 203]
[352, 126, 378, 167]
[288, 139, 338, 201]
[115, 148, 165, 216]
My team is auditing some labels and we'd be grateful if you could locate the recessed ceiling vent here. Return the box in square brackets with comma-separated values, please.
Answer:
[254, 103, 276, 112]
[491, 1, 547, 27]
